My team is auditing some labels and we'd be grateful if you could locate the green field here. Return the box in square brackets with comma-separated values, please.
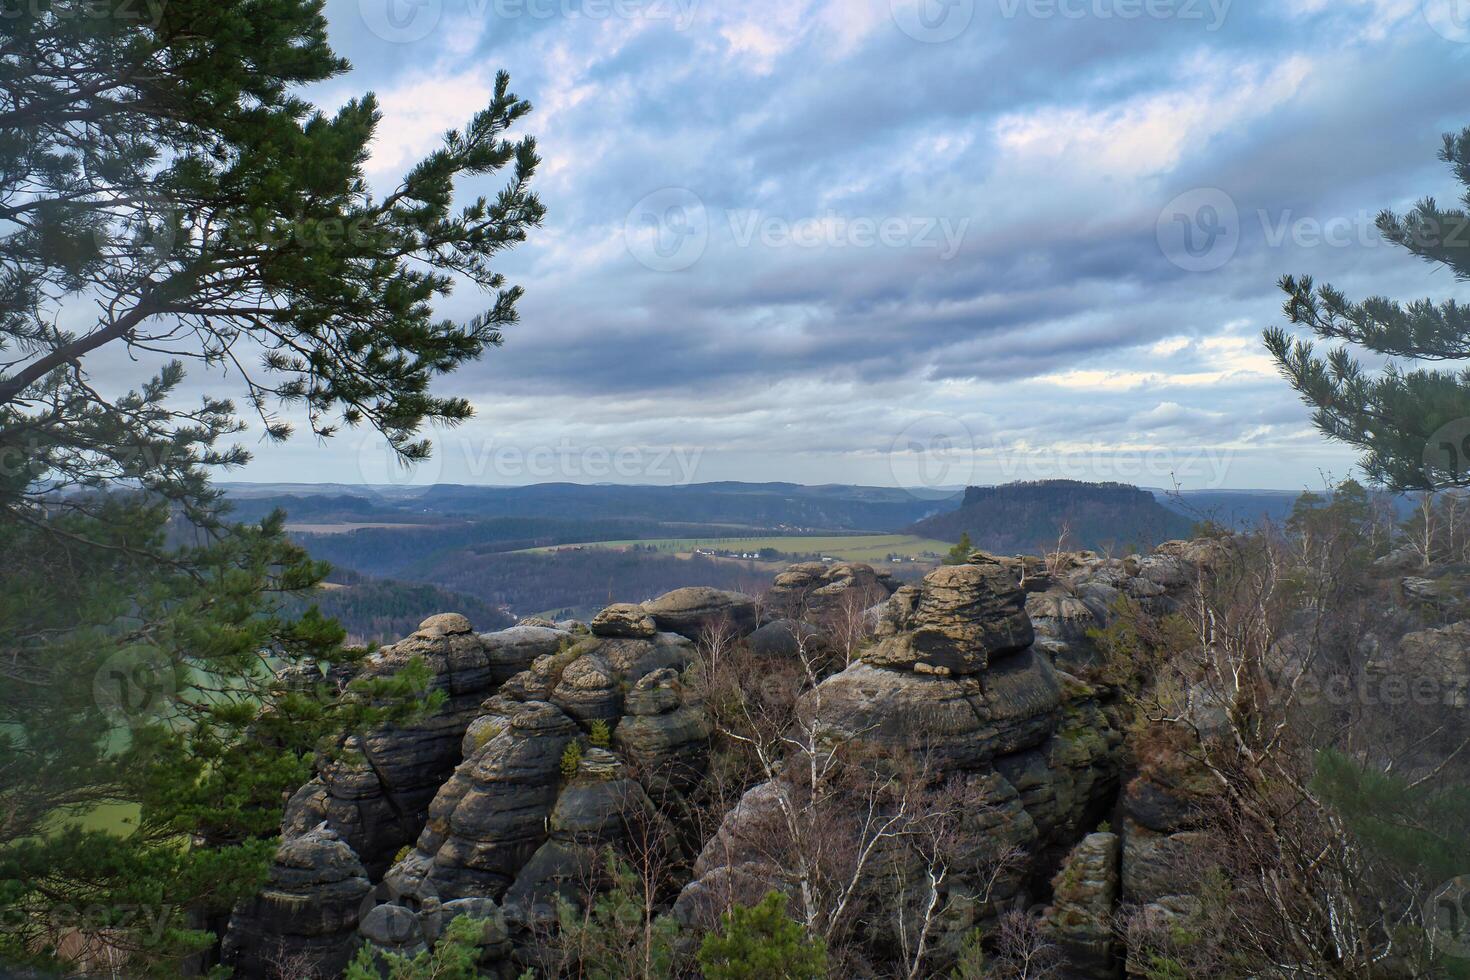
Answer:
[522, 533, 954, 564]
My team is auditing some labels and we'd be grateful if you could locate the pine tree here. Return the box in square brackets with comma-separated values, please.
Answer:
[943, 532, 974, 565]
[0, 1, 542, 972]
[1265, 126, 1470, 489]
[697, 892, 828, 980]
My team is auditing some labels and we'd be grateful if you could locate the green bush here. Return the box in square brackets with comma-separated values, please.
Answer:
[588, 719, 611, 748]
[561, 740, 584, 779]
[697, 891, 827, 980]
[345, 914, 482, 980]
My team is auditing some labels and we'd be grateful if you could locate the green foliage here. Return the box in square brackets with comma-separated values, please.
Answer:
[345, 914, 484, 980]
[588, 719, 612, 749]
[552, 850, 680, 980]
[697, 891, 827, 980]
[1312, 748, 1470, 886]
[943, 532, 975, 565]
[561, 741, 584, 779]
[1263, 126, 1470, 490]
[950, 927, 985, 979]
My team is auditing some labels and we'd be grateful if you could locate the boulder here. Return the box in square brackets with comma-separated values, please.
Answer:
[799, 649, 1061, 770]
[641, 587, 758, 640]
[866, 561, 1033, 674]
[1027, 590, 1103, 668]
[746, 618, 830, 658]
[591, 603, 658, 639]
[481, 625, 569, 684]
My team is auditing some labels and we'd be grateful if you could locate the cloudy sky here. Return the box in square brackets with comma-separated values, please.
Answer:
[222, 0, 1470, 490]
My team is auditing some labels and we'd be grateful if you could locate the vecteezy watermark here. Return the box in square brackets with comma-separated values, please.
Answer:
[0, 902, 174, 944]
[624, 188, 709, 273]
[0, 0, 169, 25]
[1285, 670, 1468, 710]
[888, 415, 979, 492]
[889, 0, 975, 42]
[92, 647, 176, 729]
[1423, 0, 1470, 43]
[1427, 876, 1470, 958]
[359, 0, 443, 43]
[1157, 189, 1470, 273]
[1424, 418, 1470, 487]
[359, 0, 698, 43]
[625, 191, 973, 272]
[356, 434, 705, 487]
[727, 210, 970, 260]
[997, 0, 1230, 30]
[1157, 188, 1240, 273]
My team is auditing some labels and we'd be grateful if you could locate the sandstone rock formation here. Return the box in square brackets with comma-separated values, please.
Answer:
[281, 616, 568, 878]
[1044, 832, 1121, 980]
[640, 586, 757, 640]
[763, 561, 896, 621]
[365, 617, 708, 957]
[220, 825, 371, 979]
[677, 556, 1127, 964]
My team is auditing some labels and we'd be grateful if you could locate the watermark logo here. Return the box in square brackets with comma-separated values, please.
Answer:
[1157, 187, 1239, 272]
[890, 0, 975, 42]
[727, 210, 970, 259]
[625, 188, 709, 272]
[995, 0, 1230, 30]
[360, 0, 443, 43]
[93, 647, 176, 729]
[889, 415, 977, 492]
[356, 433, 446, 488]
[1427, 876, 1470, 958]
[1423, 418, 1470, 487]
[1424, 0, 1470, 42]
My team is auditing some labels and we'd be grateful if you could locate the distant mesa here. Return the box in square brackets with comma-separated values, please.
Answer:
[908, 480, 1195, 555]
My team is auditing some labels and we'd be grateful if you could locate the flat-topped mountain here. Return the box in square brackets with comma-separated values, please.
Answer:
[909, 480, 1195, 554]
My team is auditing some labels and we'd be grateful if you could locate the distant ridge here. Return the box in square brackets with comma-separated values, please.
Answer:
[908, 479, 1195, 554]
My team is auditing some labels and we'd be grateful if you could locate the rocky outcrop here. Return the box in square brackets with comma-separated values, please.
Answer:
[1044, 832, 1121, 980]
[677, 557, 1128, 964]
[220, 825, 371, 979]
[281, 616, 568, 877]
[763, 561, 896, 621]
[590, 603, 658, 638]
[368, 615, 709, 956]
[864, 560, 1034, 674]
[1368, 620, 1470, 709]
[357, 896, 511, 974]
[640, 587, 758, 640]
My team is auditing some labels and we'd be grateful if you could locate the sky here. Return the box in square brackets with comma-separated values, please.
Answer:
[191, 0, 1470, 490]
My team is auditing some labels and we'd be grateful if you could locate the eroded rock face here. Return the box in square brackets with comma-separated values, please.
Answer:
[641, 587, 758, 640]
[1044, 832, 1121, 980]
[678, 558, 1126, 964]
[1369, 620, 1470, 708]
[220, 825, 371, 979]
[280, 616, 566, 878]
[373, 616, 710, 951]
[763, 562, 897, 622]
